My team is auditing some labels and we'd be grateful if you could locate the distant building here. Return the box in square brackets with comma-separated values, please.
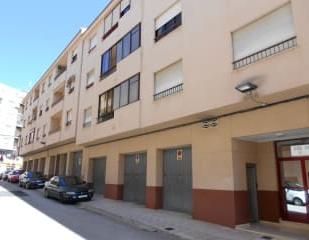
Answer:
[0, 83, 26, 169]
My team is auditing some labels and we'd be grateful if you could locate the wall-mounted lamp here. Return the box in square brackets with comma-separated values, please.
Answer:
[235, 82, 258, 93]
[235, 81, 267, 106]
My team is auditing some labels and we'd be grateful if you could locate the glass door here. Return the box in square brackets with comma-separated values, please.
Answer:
[280, 160, 309, 222]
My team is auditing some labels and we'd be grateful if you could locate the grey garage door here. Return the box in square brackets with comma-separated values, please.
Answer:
[72, 151, 82, 177]
[163, 147, 192, 214]
[92, 157, 106, 195]
[123, 153, 147, 204]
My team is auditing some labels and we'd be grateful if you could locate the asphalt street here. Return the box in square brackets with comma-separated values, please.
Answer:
[0, 180, 180, 240]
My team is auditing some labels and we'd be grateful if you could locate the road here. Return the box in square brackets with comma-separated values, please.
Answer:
[0, 180, 180, 240]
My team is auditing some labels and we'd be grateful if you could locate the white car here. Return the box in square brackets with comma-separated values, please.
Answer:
[285, 184, 309, 206]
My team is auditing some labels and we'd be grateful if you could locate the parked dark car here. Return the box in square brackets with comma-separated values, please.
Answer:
[8, 170, 25, 183]
[44, 176, 94, 203]
[19, 171, 46, 189]
[1, 170, 12, 181]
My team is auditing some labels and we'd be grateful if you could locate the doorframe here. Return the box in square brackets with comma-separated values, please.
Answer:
[274, 141, 309, 224]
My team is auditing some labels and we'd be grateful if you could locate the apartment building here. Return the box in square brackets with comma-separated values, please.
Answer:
[20, 0, 309, 228]
[0, 83, 25, 169]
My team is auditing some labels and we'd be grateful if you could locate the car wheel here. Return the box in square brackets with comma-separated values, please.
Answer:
[293, 197, 304, 206]
[44, 189, 49, 198]
[19, 182, 22, 187]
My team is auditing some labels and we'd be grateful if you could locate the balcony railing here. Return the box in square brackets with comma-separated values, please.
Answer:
[233, 37, 297, 70]
[154, 83, 183, 101]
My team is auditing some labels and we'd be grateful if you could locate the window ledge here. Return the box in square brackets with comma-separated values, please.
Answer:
[86, 82, 94, 89]
[154, 83, 183, 101]
[88, 46, 96, 54]
[233, 36, 297, 70]
[83, 122, 92, 128]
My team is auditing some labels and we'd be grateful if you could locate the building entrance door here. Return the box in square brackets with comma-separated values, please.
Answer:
[246, 164, 259, 223]
[277, 140, 309, 224]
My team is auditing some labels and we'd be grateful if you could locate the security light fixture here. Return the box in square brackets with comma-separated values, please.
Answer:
[235, 82, 258, 93]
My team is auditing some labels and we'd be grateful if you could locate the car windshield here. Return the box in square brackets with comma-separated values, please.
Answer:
[62, 177, 83, 186]
[29, 172, 43, 179]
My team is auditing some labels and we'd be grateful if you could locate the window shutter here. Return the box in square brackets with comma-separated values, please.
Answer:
[155, 60, 183, 94]
[104, 13, 112, 34]
[112, 4, 120, 25]
[232, 3, 295, 61]
[155, 2, 181, 30]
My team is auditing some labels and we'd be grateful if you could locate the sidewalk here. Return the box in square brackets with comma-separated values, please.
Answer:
[79, 195, 269, 240]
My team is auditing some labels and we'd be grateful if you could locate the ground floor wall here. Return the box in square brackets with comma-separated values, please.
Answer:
[82, 98, 309, 227]
[22, 98, 309, 227]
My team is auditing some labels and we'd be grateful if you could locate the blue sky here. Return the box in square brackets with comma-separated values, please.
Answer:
[0, 0, 109, 92]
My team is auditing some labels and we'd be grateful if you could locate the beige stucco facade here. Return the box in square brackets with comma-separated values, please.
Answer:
[19, 0, 309, 227]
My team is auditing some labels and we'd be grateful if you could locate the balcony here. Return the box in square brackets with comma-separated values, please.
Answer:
[49, 112, 62, 135]
[52, 85, 65, 108]
[54, 65, 67, 80]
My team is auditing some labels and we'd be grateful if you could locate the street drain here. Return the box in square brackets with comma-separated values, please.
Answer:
[164, 227, 174, 231]
[260, 236, 273, 240]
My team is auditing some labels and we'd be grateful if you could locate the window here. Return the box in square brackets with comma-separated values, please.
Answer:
[86, 70, 95, 88]
[155, 1, 182, 41]
[103, 0, 130, 39]
[41, 82, 45, 94]
[120, 80, 129, 107]
[98, 89, 114, 122]
[116, 24, 141, 63]
[154, 60, 183, 100]
[129, 74, 139, 103]
[66, 109, 72, 126]
[89, 35, 97, 52]
[48, 76, 52, 87]
[36, 128, 40, 141]
[232, 3, 296, 69]
[39, 105, 43, 116]
[113, 74, 140, 110]
[101, 45, 117, 77]
[120, 0, 130, 17]
[67, 75, 75, 94]
[45, 99, 49, 112]
[42, 124, 46, 137]
[71, 48, 78, 64]
[98, 74, 140, 122]
[83, 107, 92, 128]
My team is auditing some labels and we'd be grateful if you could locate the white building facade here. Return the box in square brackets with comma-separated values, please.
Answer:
[0, 83, 26, 168]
